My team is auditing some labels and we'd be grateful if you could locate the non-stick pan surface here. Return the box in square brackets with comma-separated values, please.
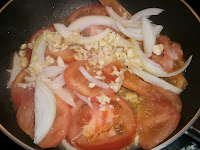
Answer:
[0, 0, 199, 149]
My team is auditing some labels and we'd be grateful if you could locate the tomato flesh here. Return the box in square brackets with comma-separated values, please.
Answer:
[137, 99, 181, 149]
[67, 95, 137, 150]
[64, 60, 114, 98]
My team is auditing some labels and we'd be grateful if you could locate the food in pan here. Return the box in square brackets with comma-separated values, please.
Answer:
[8, 0, 192, 149]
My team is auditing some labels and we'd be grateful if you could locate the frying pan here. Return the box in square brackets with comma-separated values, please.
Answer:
[0, 0, 199, 149]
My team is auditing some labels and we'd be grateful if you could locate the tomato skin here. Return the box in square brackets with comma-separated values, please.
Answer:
[16, 93, 72, 148]
[11, 69, 34, 107]
[137, 99, 181, 149]
[67, 5, 108, 23]
[67, 95, 137, 150]
[64, 60, 114, 98]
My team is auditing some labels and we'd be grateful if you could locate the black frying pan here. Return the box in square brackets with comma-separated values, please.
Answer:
[0, 0, 199, 149]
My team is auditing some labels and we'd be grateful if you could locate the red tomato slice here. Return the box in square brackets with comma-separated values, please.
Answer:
[137, 99, 181, 149]
[67, 95, 137, 150]
[64, 60, 114, 98]
[16, 96, 35, 139]
[67, 5, 108, 23]
[16, 94, 72, 148]
[11, 69, 34, 107]
[152, 85, 182, 112]
[103, 61, 163, 100]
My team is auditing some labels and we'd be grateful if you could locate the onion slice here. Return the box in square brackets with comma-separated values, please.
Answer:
[130, 66, 182, 94]
[53, 87, 76, 107]
[34, 80, 56, 144]
[54, 23, 72, 39]
[116, 22, 143, 41]
[75, 92, 93, 109]
[141, 16, 156, 57]
[75, 28, 111, 45]
[30, 33, 47, 65]
[79, 66, 109, 89]
[61, 139, 77, 150]
[68, 15, 118, 32]
[130, 8, 164, 21]
[49, 73, 66, 89]
[8, 52, 21, 87]
[40, 65, 67, 77]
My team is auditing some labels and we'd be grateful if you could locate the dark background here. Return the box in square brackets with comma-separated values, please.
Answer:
[0, 0, 199, 149]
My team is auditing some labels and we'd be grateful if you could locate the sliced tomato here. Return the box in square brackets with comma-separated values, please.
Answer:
[16, 94, 72, 148]
[64, 60, 114, 98]
[67, 95, 137, 150]
[137, 99, 181, 149]
[103, 61, 163, 100]
[11, 69, 34, 107]
[81, 25, 108, 37]
[45, 46, 76, 64]
[16, 96, 35, 139]
[67, 5, 108, 23]
[152, 85, 182, 112]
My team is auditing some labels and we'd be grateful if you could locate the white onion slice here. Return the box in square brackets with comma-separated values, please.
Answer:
[130, 66, 182, 94]
[68, 15, 118, 32]
[30, 33, 47, 65]
[54, 23, 72, 39]
[130, 8, 164, 21]
[49, 73, 66, 89]
[40, 65, 67, 77]
[75, 92, 93, 109]
[116, 22, 143, 41]
[75, 28, 111, 44]
[130, 38, 192, 77]
[53, 87, 76, 107]
[141, 16, 156, 57]
[127, 24, 163, 37]
[153, 25, 163, 36]
[8, 52, 21, 87]
[34, 80, 56, 144]
[79, 66, 109, 89]
[61, 139, 77, 150]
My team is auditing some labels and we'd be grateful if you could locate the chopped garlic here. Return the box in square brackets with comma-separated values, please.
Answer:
[152, 44, 164, 55]
[88, 82, 95, 88]
[57, 56, 65, 66]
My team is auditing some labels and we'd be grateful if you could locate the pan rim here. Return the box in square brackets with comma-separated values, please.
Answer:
[0, 0, 199, 149]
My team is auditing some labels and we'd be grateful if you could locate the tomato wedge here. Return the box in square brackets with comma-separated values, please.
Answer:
[137, 99, 181, 149]
[17, 94, 72, 148]
[11, 69, 34, 107]
[64, 60, 114, 98]
[103, 61, 163, 100]
[67, 5, 108, 23]
[67, 95, 137, 150]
